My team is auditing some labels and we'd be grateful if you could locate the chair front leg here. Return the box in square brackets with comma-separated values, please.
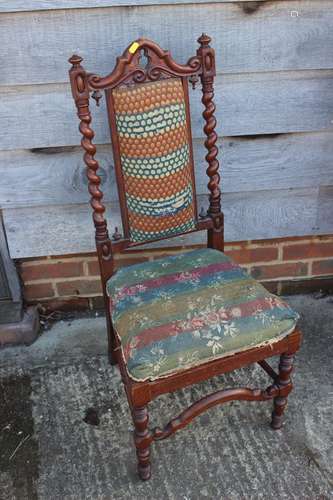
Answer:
[271, 352, 295, 430]
[132, 406, 152, 480]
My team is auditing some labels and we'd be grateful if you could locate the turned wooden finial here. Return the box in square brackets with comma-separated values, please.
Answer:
[68, 54, 83, 66]
[197, 33, 211, 46]
[112, 227, 122, 241]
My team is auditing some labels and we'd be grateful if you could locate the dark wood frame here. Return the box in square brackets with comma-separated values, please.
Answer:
[69, 35, 302, 481]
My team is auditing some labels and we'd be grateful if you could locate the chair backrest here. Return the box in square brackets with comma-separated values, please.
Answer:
[69, 35, 223, 285]
[109, 71, 197, 243]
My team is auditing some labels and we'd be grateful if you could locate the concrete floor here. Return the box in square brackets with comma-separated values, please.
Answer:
[0, 295, 332, 499]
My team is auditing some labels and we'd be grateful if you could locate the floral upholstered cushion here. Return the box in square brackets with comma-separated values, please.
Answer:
[107, 248, 299, 381]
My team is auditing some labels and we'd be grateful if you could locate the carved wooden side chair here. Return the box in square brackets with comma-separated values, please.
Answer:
[68, 35, 302, 481]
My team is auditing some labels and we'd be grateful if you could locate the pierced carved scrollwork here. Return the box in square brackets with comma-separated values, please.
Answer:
[87, 38, 201, 90]
[131, 48, 163, 83]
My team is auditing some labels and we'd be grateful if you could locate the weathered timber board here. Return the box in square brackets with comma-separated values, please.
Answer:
[3, 187, 325, 258]
[2, 70, 333, 151]
[1, 132, 332, 209]
[0, 0, 270, 14]
[0, 1, 332, 85]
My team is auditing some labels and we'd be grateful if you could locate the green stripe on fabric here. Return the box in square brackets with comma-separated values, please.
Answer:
[114, 277, 262, 345]
[108, 249, 230, 291]
[127, 315, 295, 380]
[116, 102, 186, 137]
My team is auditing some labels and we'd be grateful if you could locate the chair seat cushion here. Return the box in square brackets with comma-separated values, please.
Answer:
[107, 248, 299, 381]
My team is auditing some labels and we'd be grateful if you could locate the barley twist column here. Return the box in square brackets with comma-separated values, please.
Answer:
[197, 34, 224, 250]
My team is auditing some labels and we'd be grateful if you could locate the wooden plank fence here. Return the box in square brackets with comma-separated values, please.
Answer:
[0, 0, 332, 258]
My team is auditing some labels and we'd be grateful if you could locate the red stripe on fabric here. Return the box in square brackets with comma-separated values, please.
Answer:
[123, 296, 281, 361]
[114, 260, 238, 304]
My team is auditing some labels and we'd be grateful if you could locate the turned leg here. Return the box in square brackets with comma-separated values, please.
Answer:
[271, 352, 294, 430]
[132, 406, 152, 481]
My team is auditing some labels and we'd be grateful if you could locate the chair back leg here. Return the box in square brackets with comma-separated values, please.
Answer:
[271, 352, 295, 430]
[132, 406, 152, 480]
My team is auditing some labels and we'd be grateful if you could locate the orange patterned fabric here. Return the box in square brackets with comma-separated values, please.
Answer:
[112, 78, 196, 242]
[113, 79, 184, 113]
[123, 166, 191, 199]
[118, 124, 188, 158]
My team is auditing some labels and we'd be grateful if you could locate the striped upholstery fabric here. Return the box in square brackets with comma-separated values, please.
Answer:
[112, 78, 196, 242]
[107, 249, 299, 381]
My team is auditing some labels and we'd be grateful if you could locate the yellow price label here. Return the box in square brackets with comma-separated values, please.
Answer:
[129, 42, 139, 54]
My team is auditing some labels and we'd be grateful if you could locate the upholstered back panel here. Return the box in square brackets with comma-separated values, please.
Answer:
[112, 77, 196, 243]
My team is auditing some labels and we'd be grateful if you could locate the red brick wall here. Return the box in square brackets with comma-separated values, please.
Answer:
[17, 234, 333, 312]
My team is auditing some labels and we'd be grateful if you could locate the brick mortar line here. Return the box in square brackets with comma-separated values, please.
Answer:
[24, 276, 102, 285]
[281, 256, 333, 264]
[247, 240, 312, 249]
[258, 273, 333, 282]
[27, 293, 103, 301]
[20, 257, 88, 267]
[248, 240, 333, 251]
[54, 292, 104, 299]
[250, 236, 333, 247]
[281, 236, 333, 244]
[248, 255, 333, 266]
[277, 243, 283, 261]
[243, 262, 310, 272]
[82, 261, 89, 276]
[278, 239, 313, 246]
[280, 241, 333, 247]
[51, 282, 58, 297]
